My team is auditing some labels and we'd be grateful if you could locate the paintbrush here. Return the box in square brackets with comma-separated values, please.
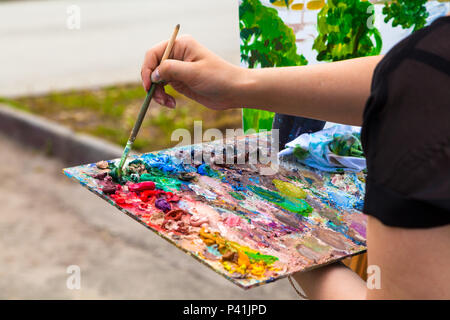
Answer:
[117, 24, 180, 174]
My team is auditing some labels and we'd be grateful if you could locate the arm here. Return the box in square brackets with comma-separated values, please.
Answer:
[237, 56, 381, 126]
[141, 35, 381, 126]
[292, 216, 450, 300]
[292, 262, 366, 300]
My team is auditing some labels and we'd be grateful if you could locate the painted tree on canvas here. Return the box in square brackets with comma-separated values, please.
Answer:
[313, 0, 383, 62]
[240, 0, 307, 68]
[382, 0, 429, 32]
[239, 0, 308, 132]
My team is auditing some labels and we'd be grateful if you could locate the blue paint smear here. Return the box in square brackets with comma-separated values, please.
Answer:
[353, 199, 364, 211]
[207, 245, 221, 257]
[140, 153, 195, 174]
[249, 177, 260, 184]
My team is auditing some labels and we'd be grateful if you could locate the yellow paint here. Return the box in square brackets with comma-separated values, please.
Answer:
[306, 0, 325, 10]
[249, 262, 266, 277]
[199, 228, 278, 278]
[238, 251, 250, 267]
[271, 0, 294, 7]
[273, 179, 307, 199]
[291, 3, 304, 10]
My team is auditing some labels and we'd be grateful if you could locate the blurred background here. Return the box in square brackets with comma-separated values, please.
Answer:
[0, 0, 299, 299]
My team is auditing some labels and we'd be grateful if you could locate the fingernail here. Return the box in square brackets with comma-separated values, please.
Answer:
[151, 68, 161, 83]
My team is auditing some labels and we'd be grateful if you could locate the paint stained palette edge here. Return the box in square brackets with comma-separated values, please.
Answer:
[63, 133, 367, 289]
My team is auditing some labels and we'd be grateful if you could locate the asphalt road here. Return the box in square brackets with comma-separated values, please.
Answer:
[0, 0, 240, 97]
[0, 133, 299, 299]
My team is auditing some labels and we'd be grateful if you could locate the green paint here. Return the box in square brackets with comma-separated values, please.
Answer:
[117, 141, 132, 174]
[383, 0, 429, 32]
[239, 0, 308, 132]
[248, 185, 284, 203]
[107, 158, 183, 191]
[242, 109, 275, 134]
[140, 174, 181, 191]
[329, 132, 364, 157]
[248, 185, 312, 217]
[229, 191, 246, 201]
[198, 164, 223, 179]
[279, 197, 313, 217]
[240, 0, 307, 68]
[293, 145, 309, 160]
[313, 0, 382, 62]
[108, 163, 128, 184]
[244, 251, 278, 264]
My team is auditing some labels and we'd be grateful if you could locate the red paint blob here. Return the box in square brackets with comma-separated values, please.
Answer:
[128, 181, 156, 192]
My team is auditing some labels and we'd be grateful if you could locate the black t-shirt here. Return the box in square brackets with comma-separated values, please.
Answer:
[361, 16, 450, 228]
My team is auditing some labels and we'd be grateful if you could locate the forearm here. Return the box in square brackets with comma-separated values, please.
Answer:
[235, 55, 382, 126]
[292, 262, 366, 300]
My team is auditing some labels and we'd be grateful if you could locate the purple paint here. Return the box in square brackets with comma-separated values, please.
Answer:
[351, 221, 366, 238]
[155, 198, 171, 212]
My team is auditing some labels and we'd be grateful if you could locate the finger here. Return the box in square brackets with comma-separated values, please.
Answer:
[153, 84, 176, 108]
[141, 35, 194, 90]
[141, 68, 151, 91]
[153, 84, 168, 103]
[141, 40, 169, 90]
[165, 95, 176, 109]
[154, 59, 195, 84]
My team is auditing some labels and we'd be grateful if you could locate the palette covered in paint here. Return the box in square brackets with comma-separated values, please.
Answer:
[63, 133, 367, 289]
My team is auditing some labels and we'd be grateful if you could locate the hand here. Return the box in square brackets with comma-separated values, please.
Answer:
[141, 35, 244, 110]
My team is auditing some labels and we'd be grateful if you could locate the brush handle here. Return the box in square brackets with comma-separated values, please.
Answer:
[117, 84, 156, 171]
[128, 23, 180, 143]
[117, 24, 180, 171]
[128, 83, 156, 143]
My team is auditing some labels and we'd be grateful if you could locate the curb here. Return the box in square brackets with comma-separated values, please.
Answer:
[0, 104, 123, 166]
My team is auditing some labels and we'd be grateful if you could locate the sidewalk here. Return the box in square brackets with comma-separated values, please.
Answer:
[0, 0, 240, 97]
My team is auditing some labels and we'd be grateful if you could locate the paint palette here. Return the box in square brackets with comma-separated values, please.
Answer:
[63, 133, 367, 289]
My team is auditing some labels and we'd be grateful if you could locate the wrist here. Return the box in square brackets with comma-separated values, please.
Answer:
[228, 66, 258, 109]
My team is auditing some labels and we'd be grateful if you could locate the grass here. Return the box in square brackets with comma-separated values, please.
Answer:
[0, 84, 242, 152]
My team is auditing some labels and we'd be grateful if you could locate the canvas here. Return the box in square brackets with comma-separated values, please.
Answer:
[64, 133, 367, 289]
[239, 0, 450, 131]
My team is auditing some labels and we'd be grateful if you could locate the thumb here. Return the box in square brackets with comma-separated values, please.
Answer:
[151, 59, 194, 84]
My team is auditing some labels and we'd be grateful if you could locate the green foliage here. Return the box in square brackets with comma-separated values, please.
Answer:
[382, 0, 429, 32]
[2, 84, 242, 152]
[240, 0, 307, 132]
[239, 0, 307, 68]
[313, 0, 382, 62]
